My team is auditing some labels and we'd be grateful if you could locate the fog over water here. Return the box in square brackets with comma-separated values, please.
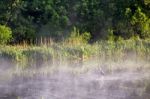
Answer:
[0, 58, 150, 99]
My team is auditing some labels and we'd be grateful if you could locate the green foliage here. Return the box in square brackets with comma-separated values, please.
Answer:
[66, 27, 91, 45]
[0, 38, 149, 68]
[0, 25, 12, 44]
[13, 23, 36, 42]
[1, 47, 24, 62]
[131, 7, 150, 38]
[0, 0, 150, 43]
[107, 29, 115, 41]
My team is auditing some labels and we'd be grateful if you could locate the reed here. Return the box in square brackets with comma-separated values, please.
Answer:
[0, 37, 149, 68]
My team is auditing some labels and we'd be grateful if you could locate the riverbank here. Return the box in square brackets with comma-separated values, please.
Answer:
[0, 38, 150, 69]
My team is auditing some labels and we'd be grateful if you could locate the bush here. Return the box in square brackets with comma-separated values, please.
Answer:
[131, 7, 150, 39]
[0, 25, 12, 44]
[66, 27, 91, 45]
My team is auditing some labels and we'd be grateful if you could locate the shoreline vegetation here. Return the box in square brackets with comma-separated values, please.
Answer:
[0, 37, 149, 69]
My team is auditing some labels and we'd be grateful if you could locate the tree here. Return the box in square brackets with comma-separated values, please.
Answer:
[0, 25, 12, 44]
[0, 0, 149, 43]
[131, 7, 150, 38]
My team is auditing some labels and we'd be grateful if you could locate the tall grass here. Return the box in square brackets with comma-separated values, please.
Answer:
[0, 37, 149, 68]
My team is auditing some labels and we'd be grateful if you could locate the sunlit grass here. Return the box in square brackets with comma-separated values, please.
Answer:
[0, 38, 149, 69]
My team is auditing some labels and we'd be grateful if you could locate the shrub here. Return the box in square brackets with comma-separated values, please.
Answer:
[66, 27, 91, 45]
[0, 25, 12, 44]
[131, 7, 150, 39]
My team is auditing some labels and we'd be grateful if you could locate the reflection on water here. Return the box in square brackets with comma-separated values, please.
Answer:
[0, 68, 150, 99]
[0, 57, 150, 99]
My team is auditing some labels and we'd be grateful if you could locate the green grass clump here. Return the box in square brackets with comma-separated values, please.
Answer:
[0, 46, 25, 62]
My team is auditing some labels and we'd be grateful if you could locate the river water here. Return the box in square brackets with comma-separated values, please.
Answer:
[0, 66, 150, 99]
[0, 57, 150, 99]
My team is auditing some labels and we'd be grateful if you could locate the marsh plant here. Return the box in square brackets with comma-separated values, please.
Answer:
[0, 36, 149, 69]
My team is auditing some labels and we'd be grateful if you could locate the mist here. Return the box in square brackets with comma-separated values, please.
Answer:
[0, 55, 150, 99]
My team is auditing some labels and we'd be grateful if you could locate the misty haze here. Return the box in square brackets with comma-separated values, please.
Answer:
[0, 0, 150, 99]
